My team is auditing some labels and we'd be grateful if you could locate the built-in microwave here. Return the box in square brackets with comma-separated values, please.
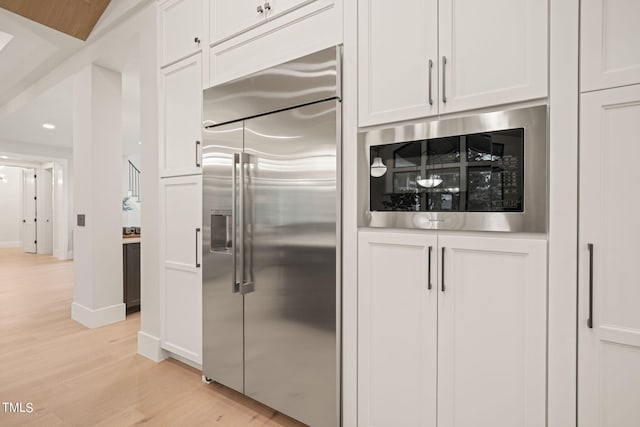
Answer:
[358, 105, 547, 232]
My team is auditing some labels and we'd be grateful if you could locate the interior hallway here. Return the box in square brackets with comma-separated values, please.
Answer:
[0, 248, 303, 426]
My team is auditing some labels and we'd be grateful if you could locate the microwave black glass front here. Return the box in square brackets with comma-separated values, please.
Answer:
[359, 105, 547, 232]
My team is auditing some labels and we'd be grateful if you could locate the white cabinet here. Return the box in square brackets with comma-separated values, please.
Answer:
[159, 0, 203, 67]
[437, 234, 546, 427]
[159, 54, 202, 178]
[358, 0, 548, 126]
[209, 0, 316, 45]
[160, 175, 203, 364]
[579, 84, 640, 427]
[581, 0, 640, 92]
[358, 230, 547, 427]
[438, 0, 547, 114]
[358, 231, 438, 427]
[358, 0, 438, 126]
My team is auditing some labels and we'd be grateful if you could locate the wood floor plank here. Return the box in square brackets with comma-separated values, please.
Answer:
[0, 249, 305, 426]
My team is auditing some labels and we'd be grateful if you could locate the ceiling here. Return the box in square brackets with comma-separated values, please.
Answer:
[0, 0, 112, 41]
[0, 0, 144, 158]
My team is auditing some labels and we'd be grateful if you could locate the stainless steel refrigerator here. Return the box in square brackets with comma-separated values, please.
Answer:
[201, 47, 341, 427]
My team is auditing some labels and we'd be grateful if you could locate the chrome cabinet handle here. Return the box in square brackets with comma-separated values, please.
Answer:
[194, 37, 201, 45]
[427, 246, 433, 290]
[264, 1, 271, 11]
[587, 243, 594, 328]
[195, 140, 201, 167]
[428, 59, 433, 106]
[232, 153, 240, 293]
[257, 4, 264, 13]
[195, 228, 201, 268]
[442, 56, 447, 104]
[441, 247, 446, 292]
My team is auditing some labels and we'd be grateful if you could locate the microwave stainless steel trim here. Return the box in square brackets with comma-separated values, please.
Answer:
[358, 105, 548, 233]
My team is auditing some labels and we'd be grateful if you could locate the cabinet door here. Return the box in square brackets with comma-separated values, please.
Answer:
[160, 54, 202, 178]
[437, 235, 546, 427]
[160, 0, 203, 66]
[581, 0, 640, 92]
[579, 85, 640, 427]
[358, 230, 437, 427]
[160, 176, 203, 364]
[358, 0, 438, 127]
[438, 0, 547, 114]
[210, 0, 265, 44]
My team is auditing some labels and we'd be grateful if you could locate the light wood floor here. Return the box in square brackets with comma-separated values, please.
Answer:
[0, 248, 305, 426]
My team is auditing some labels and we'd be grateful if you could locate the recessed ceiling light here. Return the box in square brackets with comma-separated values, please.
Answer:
[138, 141, 142, 145]
[0, 155, 8, 159]
[43, 123, 56, 129]
[0, 31, 14, 53]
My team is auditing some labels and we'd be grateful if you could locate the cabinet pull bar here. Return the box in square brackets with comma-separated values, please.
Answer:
[442, 56, 447, 103]
[428, 246, 432, 290]
[428, 59, 433, 106]
[441, 247, 445, 292]
[587, 243, 594, 328]
[195, 140, 201, 167]
[195, 228, 201, 268]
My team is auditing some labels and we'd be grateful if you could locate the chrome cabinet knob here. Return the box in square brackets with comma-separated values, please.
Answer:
[264, 1, 271, 11]
[194, 37, 201, 45]
[257, 4, 264, 13]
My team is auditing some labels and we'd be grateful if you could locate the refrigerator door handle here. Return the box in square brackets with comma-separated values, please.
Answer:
[239, 152, 255, 294]
[232, 153, 240, 294]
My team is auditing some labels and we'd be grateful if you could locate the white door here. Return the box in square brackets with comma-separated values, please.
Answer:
[38, 167, 53, 254]
[437, 235, 547, 427]
[358, 230, 437, 427]
[159, 0, 203, 66]
[581, 0, 640, 92]
[160, 54, 203, 178]
[160, 175, 203, 364]
[579, 84, 640, 427]
[438, 0, 547, 114]
[22, 168, 37, 254]
[358, 0, 438, 126]
[209, 0, 265, 44]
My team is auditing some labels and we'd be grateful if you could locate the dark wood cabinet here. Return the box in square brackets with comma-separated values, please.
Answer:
[123, 242, 141, 314]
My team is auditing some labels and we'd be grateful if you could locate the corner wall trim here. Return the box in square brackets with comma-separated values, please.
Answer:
[138, 331, 168, 362]
[71, 302, 126, 329]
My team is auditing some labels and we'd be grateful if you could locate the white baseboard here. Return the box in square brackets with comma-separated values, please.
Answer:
[54, 249, 73, 260]
[137, 331, 168, 362]
[71, 302, 126, 329]
[0, 241, 21, 248]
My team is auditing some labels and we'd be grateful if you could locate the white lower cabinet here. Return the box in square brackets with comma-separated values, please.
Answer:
[358, 230, 547, 427]
[160, 175, 202, 364]
[579, 84, 640, 427]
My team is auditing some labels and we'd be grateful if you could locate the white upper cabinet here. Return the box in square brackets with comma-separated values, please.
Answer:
[358, 0, 548, 126]
[581, 0, 640, 92]
[439, 0, 547, 114]
[210, 0, 316, 45]
[358, 0, 438, 127]
[160, 54, 202, 178]
[159, 0, 203, 67]
[579, 84, 640, 427]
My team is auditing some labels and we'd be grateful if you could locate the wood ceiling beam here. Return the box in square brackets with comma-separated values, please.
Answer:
[0, 0, 112, 41]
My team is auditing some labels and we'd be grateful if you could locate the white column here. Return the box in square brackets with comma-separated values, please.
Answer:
[71, 64, 125, 328]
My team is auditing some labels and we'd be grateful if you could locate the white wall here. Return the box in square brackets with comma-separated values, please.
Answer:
[72, 63, 125, 328]
[0, 166, 23, 247]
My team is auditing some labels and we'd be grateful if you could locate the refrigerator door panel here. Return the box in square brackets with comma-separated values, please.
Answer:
[202, 122, 244, 393]
[243, 100, 339, 427]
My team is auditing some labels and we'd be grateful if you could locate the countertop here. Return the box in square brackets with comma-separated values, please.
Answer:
[122, 235, 141, 244]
